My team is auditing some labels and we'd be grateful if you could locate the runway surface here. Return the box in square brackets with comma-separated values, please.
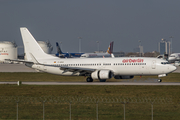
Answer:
[1, 81, 180, 85]
[0, 64, 36, 72]
[174, 66, 180, 73]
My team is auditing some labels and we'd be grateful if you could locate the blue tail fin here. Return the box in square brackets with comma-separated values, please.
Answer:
[56, 42, 63, 53]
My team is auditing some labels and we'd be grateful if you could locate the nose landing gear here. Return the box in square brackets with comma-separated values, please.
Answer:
[157, 79, 162, 82]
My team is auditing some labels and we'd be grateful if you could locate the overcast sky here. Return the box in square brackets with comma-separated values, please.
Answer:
[0, 0, 180, 54]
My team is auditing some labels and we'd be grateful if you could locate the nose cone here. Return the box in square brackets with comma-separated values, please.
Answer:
[169, 65, 177, 73]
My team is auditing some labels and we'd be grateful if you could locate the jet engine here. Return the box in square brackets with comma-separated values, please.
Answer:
[91, 70, 113, 80]
[114, 75, 134, 79]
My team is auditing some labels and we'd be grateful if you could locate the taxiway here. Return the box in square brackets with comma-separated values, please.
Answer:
[1, 81, 180, 85]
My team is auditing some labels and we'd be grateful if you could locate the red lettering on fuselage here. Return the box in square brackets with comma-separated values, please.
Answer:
[122, 59, 144, 63]
[0, 53, 8, 55]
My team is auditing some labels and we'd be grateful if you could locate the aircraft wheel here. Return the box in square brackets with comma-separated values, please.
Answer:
[157, 79, 162, 82]
[86, 77, 93, 82]
[99, 79, 106, 82]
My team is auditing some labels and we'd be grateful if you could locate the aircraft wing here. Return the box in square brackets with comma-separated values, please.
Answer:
[59, 66, 96, 75]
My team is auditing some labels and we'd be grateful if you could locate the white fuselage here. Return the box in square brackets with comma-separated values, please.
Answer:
[80, 53, 111, 58]
[26, 57, 176, 76]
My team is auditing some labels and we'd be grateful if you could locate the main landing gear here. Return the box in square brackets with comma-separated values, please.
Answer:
[157, 79, 162, 82]
[86, 77, 93, 82]
[86, 77, 107, 82]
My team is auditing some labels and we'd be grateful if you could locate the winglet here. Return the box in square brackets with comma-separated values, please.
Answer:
[111, 53, 115, 58]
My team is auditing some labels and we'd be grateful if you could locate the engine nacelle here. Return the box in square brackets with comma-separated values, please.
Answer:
[91, 70, 113, 80]
[114, 75, 134, 79]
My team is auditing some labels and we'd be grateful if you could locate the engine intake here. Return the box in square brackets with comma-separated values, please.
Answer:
[91, 70, 113, 80]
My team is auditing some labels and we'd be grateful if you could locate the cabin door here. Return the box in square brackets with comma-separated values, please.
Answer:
[151, 60, 156, 69]
[43, 62, 47, 71]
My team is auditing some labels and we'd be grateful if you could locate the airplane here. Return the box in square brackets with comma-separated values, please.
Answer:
[168, 53, 180, 63]
[56, 41, 114, 58]
[55, 42, 83, 58]
[17, 27, 176, 82]
[80, 41, 114, 58]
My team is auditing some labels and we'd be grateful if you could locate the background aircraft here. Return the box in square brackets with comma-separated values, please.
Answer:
[56, 41, 114, 58]
[80, 41, 114, 58]
[55, 42, 83, 58]
[168, 53, 180, 63]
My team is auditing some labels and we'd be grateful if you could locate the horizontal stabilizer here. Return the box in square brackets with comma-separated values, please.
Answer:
[5, 59, 34, 63]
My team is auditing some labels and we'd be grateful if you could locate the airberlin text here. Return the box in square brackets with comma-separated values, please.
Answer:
[0, 53, 8, 55]
[122, 59, 144, 63]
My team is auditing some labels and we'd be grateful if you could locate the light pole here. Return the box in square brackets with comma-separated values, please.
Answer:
[138, 40, 141, 46]
[78, 37, 82, 53]
[96, 41, 99, 52]
[170, 36, 173, 54]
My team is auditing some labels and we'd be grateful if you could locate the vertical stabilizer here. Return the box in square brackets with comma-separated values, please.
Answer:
[106, 41, 114, 54]
[56, 42, 63, 54]
[20, 27, 57, 61]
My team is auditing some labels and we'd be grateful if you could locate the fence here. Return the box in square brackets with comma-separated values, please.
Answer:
[0, 96, 178, 120]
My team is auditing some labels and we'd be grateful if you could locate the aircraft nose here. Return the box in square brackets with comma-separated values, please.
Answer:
[169, 65, 177, 72]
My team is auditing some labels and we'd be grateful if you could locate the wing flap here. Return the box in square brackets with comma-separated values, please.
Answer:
[60, 66, 95, 75]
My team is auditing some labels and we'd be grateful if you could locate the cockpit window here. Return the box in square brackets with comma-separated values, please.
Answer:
[161, 62, 169, 65]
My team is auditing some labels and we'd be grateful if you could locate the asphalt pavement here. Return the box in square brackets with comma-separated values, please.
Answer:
[1, 81, 180, 85]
